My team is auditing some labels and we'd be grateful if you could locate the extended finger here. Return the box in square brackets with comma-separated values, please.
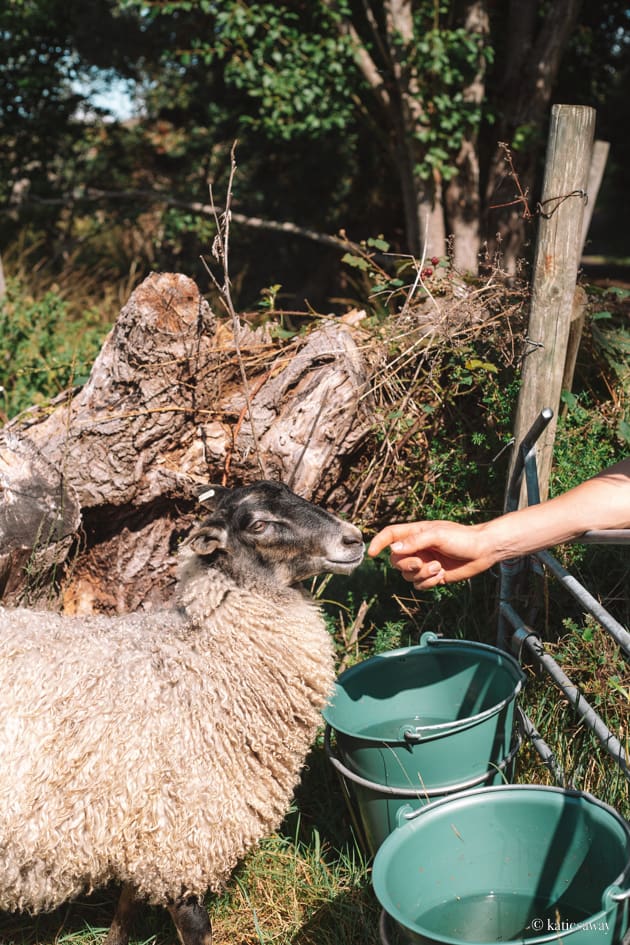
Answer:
[367, 524, 411, 557]
[368, 522, 436, 557]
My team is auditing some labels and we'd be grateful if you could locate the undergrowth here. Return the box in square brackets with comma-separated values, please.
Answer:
[0, 239, 133, 420]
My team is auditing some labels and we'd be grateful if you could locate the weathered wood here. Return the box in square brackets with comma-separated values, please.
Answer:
[0, 272, 374, 611]
[561, 141, 610, 401]
[560, 285, 588, 400]
[580, 139, 610, 256]
[507, 104, 596, 505]
[0, 431, 81, 601]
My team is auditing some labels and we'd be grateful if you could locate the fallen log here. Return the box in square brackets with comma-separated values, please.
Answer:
[0, 272, 374, 611]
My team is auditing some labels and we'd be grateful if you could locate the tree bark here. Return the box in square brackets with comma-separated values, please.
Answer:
[444, 0, 490, 274]
[384, 0, 446, 258]
[485, 0, 584, 273]
[0, 272, 375, 612]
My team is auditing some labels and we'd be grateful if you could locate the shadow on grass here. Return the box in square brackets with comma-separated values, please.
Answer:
[290, 886, 382, 945]
[0, 888, 174, 945]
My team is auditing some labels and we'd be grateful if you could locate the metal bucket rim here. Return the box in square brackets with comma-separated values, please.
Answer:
[384, 783, 630, 837]
[324, 723, 522, 798]
[323, 639, 525, 741]
[372, 784, 630, 943]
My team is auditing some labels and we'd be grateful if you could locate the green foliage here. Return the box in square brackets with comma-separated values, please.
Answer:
[0, 0, 145, 206]
[210, 4, 356, 139]
[187, 0, 488, 178]
[410, 13, 493, 181]
[588, 296, 630, 445]
[0, 278, 110, 418]
[552, 391, 620, 495]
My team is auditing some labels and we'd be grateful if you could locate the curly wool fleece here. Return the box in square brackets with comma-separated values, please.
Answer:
[0, 552, 335, 913]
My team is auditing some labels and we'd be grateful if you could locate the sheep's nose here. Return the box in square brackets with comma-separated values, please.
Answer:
[343, 526, 364, 547]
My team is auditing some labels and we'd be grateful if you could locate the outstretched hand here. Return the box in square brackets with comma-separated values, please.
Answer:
[368, 520, 496, 589]
[367, 458, 630, 590]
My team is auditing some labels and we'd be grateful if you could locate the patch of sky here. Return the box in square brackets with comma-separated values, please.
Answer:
[73, 71, 141, 122]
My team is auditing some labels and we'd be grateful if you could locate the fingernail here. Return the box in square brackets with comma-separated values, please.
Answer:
[391, 541, 404, 551]
[428, 562, 441, 575]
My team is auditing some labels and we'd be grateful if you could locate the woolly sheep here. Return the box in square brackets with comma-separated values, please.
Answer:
[0, 480, 364, 945]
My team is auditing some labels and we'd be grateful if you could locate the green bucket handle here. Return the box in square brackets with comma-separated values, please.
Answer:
[324, 723, 522, 799]
[394, 633, 525, 743]
[603, 884, 630, 943]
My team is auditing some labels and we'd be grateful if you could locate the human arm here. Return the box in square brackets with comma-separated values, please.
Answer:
[367, 458, 630, 590]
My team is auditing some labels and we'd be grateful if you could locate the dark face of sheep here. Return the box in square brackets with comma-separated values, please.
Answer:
[188, 481, 364, 587]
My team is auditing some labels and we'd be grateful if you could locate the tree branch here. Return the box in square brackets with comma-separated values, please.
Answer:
[19, 188, 364, 255]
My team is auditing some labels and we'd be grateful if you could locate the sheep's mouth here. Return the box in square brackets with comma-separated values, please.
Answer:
[324, 551, 365, 573]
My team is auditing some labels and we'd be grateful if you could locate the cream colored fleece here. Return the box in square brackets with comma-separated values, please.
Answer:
[0, 550, 335, 912]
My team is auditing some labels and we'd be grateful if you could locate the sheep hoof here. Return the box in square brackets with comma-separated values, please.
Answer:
[168, 896, 213, 945]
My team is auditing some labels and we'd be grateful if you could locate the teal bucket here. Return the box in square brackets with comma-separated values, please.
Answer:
[373, 785, 630, 945]
[323, 633, 525, 854]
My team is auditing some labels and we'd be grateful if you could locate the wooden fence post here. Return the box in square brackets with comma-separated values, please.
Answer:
[580, 139, 610, 256]
[506, 104, 596, 507]
[561, 140, 610, 402]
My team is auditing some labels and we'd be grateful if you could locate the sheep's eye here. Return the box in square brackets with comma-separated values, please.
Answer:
[248, 519, 268, 534]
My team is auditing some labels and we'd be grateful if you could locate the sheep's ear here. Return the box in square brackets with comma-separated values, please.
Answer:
[188, 525, 228, 556]
[196, 484, 230, 509]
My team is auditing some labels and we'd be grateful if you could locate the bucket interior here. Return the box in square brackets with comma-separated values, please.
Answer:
[323, 639, 524, 797]
[323, 639, 523, 742]
[373, 786, 630, 944]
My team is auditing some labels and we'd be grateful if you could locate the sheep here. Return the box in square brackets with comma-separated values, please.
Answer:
[0, 480, 364, 945]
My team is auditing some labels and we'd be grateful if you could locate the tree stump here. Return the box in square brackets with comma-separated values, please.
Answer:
[0, 272, 374, 612]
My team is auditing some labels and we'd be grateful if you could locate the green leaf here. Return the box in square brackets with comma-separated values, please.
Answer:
[341, 253, 369, 271]
[367, 237, 390, 252]
[465, 359, 498, 374]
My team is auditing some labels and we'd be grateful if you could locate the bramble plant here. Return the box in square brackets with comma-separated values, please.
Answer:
[0, 279, 110, 420]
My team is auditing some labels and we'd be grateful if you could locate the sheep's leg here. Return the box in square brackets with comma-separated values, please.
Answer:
[168, 896, 212, 945]
[104, 883, 137, 945]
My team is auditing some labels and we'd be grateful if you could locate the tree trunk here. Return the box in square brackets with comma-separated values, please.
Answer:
[484, 0, 584, 273]
[0, 272, 375, 612]
[446, 140, 481, 273]
[384, 0, 447, 259]
[444, 0, 490, 274]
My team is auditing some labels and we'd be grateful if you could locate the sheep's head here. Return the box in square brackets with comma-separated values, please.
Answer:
[186, 481, 364, 588]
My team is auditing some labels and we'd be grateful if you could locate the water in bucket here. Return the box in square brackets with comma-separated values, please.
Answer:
[415, 892, 595, 942]
[373, 784, 630, 945]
